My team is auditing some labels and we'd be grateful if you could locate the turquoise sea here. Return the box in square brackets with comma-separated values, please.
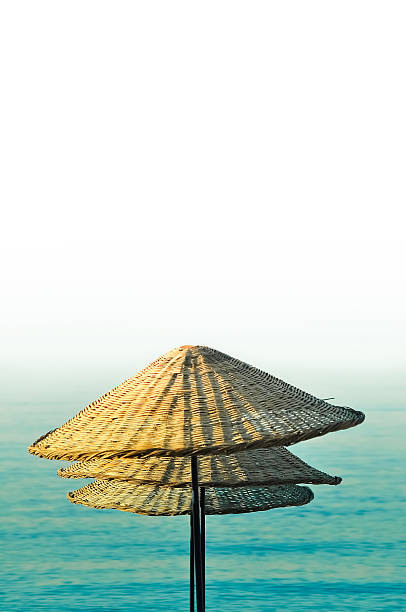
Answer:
[1, 403, 405, 611]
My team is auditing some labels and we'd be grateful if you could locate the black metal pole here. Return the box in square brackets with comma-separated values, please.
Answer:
[191, 456, 204, 612]
[190, 510, 194, 612]
[200, 487, 205, 609]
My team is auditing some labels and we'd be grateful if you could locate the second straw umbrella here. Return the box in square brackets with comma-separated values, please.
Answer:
[67, 479, 315, 610]
[59, 445, 341, 609]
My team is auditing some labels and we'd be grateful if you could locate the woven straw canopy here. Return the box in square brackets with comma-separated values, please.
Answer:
[58, 446, 341, 487]
[67, 481, 314, 516]
[29, 345, 364, 460]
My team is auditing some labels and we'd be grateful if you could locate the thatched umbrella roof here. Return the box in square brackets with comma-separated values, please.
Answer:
[28, 345, 364, 460]
[67, 480, 314, 516]
[58, 446, 341, 487]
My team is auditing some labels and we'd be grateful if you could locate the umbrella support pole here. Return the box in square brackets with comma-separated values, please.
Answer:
[190, 510, 194, 611]
[191, 456, 204, 612]
[200, 487, 205, 609]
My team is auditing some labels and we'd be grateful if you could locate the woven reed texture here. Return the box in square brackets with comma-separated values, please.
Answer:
[67, 481, 314, 516]
[58, 447, 341, 487]
[29, 345, 364, 460]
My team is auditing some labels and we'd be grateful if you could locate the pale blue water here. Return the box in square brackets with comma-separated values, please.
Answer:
[1, 403, 405, 611]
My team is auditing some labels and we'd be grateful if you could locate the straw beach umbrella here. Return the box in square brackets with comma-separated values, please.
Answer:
[29, 345, 364, 461]
[29, 345, 364, 611]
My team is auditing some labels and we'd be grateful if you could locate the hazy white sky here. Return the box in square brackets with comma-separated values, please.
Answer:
[1, 2, 405, 408]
